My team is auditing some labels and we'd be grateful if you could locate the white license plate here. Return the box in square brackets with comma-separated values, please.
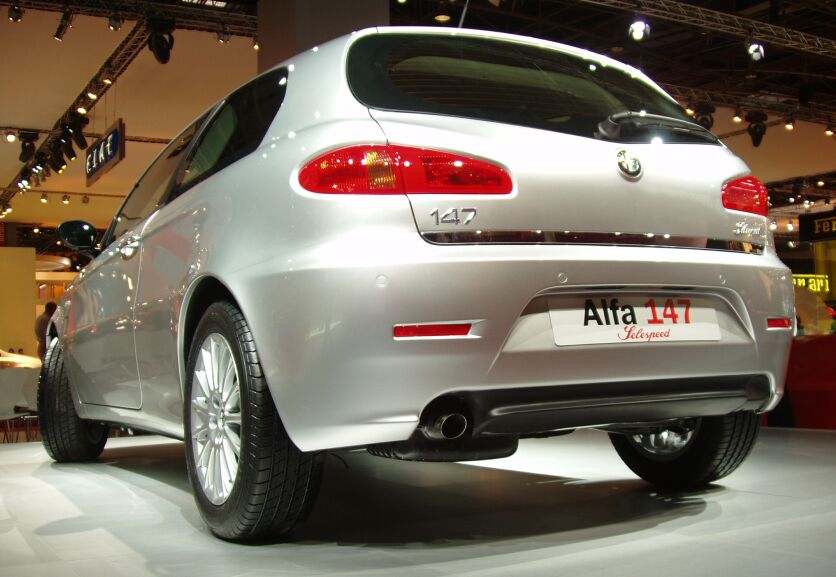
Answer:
[549, 295, 721, 346]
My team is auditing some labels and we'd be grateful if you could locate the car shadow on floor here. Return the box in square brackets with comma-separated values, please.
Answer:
[292, 450, 719, 546]
[34, 439, 723, 548]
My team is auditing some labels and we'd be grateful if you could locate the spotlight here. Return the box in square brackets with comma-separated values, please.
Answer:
[817, 180, 826, 187]
[253, 37, 259, 51]
[40, 193, 48, 204]
[49, 144, 66, 173]
[109, 13, 123, 31]
[745, 110, 768, 147]
[8, 5, 23, 22]
[5, 130, 17, 143]
[769, 220, 777, 231]
[784, 117, 795, 131]
[60, 128, 77, 161]
[684, 100, 695, 116]
[693, 102, 716, 130]
[82, 195, 90, 204]
[62, 194, 70, 205]
[434, 13, 451, 23]
[18, 131, 38, 163]
[87, 91, 98, 100]
[77, 106, 88, 115]
[148, 19, 176, 64]
[33, 152, 48, 174]
[747, 40, 765, 61]
[54, 10, 73, 42]
[732, 109, 743, 123]
[628, 18, 650, 42]
[68, 112, 90, 149]
[217, 25, 230, 44]
[826, 126, 834, 137]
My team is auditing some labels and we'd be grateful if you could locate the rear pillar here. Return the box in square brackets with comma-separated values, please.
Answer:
[257, 0, 389, 72]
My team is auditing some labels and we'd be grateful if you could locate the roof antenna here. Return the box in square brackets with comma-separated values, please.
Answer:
[458, 0, 471, 28]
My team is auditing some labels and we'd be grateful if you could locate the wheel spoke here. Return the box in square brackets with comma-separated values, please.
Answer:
[224, 425, 241, 455]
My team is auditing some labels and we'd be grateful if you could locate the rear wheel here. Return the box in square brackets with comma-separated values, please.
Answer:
[609, 411, 760, 489]
[184, 301, 323, 541]
[38, 338, 108, 462]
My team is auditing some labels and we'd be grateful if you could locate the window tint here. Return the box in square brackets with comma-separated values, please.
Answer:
[110, 117, 204, 241]
[174, 67, 288, 193]
[348, 34, 699, 143]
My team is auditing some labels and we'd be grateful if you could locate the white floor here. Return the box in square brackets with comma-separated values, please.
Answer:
[1, 427, 835, 577]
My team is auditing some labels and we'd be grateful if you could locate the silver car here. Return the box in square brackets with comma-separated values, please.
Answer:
[41, 27, 794, 542]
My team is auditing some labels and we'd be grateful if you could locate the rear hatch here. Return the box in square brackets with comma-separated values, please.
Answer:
[347, 30, 766, 250]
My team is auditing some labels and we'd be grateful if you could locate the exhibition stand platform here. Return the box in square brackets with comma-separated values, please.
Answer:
[1, 428, 835, 577]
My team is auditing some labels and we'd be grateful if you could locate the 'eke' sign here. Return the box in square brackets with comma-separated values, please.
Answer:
[86, 119, 125, 187]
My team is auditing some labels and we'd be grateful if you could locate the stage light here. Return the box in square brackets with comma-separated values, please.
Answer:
[217, 25, 230, 43]
[434, 13, 451, 23]
[784, 117, 795, 131]
[747, 40, 765, 61]
[54, 10, 73, 42]
[253, 37, 259, 51]
[5, 130, 16, 143]
[68, 113, 90, 149]
[826, 126, 834, 137]
[732, 109, 743, 123]
[60, 128, 77, 161]
[40, 193, 48, 204]
[109, 14, 123, 31]
[8, 5, 23, 22]
[745, 110, 768, 147]
[148, 19, 176, 64]
[628, 18, 650, 41]
[18, 131, 38, 163]
[82, 195, 90, 204]
[62, 195, 70, 205]
[693, 102, 715, 130]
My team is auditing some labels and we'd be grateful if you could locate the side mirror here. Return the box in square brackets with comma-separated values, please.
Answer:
[57, 220, 99, 257]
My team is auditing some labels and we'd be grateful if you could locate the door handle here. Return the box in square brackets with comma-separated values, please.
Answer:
[119, 235, 140, 260]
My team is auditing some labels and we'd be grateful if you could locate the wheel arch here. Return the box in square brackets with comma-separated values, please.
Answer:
[178, 275, 240, 396]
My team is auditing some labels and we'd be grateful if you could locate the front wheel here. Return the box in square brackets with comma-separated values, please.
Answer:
[184, 301, 323, 542]
[609, 411, 760, 489]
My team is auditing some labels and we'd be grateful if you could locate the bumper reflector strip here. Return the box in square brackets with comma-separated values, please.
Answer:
[766, 317, 793, 329]
[394, 323, 472, 338]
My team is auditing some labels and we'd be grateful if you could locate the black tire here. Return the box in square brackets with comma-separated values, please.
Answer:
[38, 338, 108, 462]
[609, 411, 760, 489]
[184, 301, 324, 542]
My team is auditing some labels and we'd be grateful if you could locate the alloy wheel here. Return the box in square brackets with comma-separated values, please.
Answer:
[190, 333, 242, 505]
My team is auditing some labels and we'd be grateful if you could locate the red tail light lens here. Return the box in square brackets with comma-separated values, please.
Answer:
[722, 176, 768, 217]
[299, 145, 512, 195]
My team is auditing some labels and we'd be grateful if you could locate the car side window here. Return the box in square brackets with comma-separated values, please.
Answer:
[171, 67, 288, 196]
[108, 116, 204, 242]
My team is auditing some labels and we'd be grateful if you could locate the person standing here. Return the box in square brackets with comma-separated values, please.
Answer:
[35, 302, 57, 360]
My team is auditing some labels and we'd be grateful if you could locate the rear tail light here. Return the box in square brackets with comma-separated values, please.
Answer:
[299, 145, 512, 195]
[722, 176, 768, 217]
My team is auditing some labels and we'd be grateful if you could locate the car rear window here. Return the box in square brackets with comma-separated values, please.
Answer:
[347, 33, 699, 142]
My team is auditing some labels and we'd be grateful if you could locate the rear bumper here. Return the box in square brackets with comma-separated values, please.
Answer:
[462, 374, 771, 436]
[231, 234, 794, 452]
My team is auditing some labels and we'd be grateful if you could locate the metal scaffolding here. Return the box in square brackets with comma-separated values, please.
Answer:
[574, 0, 836, 59]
